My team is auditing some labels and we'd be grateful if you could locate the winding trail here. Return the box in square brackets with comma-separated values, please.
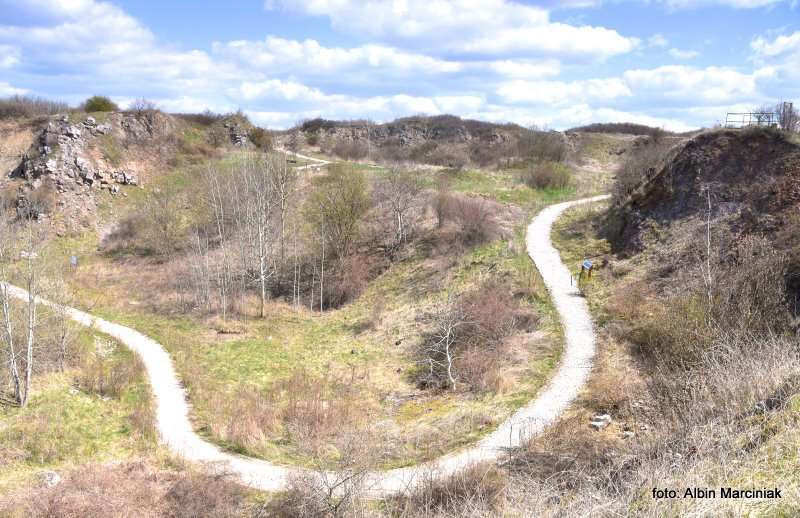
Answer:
[5, 194, 608, 496]
[278, 148, 331, 170]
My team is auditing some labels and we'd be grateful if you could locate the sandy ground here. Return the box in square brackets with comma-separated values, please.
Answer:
[4, 194, 609, 496]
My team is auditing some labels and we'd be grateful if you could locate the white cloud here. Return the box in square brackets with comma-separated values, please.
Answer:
[0, 0, 239, 97]
[0, 45, 20, 68]
[668, 48, 699, 59]
[623, 65, 772, 103]
[267, 0, 638, 58]
[497, 78, 632, 104]
[751, 30, 800, 57]
[0, 81, 27, 96]
[487, 59, 561, 78]
[648, 34, 669, 47]
[665, 0, 787, 7]
[214, 36, 462, 74]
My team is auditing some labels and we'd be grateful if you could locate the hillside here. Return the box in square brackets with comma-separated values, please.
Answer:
[607, 127, 800, 306]
[537, 126, 800, 515]
[0, 110, 255, 233]
[276, 115, 566, 168]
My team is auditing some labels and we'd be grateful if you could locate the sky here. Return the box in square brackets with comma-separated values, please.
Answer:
[0, 0, 799, 131]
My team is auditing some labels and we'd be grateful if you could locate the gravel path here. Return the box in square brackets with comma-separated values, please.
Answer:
[5, 194, 608, 496]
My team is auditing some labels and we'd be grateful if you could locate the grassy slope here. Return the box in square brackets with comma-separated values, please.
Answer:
[551, 202, 800, 516]
[21, 130, 618, 472]
[0, 328, 157, 494]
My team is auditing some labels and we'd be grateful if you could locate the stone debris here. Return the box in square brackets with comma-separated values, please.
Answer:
[589, 413, 612, 430]
[38, 471, 62, 488]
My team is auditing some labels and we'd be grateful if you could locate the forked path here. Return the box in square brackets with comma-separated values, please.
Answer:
[5, 194, 608, 496]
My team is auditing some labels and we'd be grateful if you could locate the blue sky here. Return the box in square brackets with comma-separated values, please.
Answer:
[1, 0, 799, 130]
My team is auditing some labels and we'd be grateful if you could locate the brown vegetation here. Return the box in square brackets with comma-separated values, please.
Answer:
[0, 462, 248, 518]
[0, 95, 69, 119]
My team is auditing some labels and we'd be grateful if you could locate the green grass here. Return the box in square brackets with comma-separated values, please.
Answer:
[43, 152, 611, 470]
[0, 329, 155, 493]
[447, 168, 576, 209]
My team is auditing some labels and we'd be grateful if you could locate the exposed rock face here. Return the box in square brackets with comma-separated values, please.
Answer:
[16, 117, 140, 194]
[223, 120, 249, 147]
[607, 128, 800, 252]
[296, 115, 515, 149]
[7, 112, 171, 231]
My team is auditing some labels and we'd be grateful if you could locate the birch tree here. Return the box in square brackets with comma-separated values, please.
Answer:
[374, 169, 422, 249]
[422, 292, 469, 391]
[0, 217, 46, 407]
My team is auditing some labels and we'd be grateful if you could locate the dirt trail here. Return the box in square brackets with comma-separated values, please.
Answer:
[3, 194, 608, 496]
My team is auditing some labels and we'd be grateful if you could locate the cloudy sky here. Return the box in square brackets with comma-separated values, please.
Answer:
[1, 0, 798, 131]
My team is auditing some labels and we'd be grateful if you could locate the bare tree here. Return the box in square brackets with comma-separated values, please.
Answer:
[204, 165, 234, 320]
[422, 292, 469, 390]
[269, 154, 298, 267]
[0, 217, 46, 406]
[240, 154, 278, 318]
[374, 169, 423, 249]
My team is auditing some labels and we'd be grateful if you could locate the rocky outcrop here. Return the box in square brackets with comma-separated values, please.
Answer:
[286, 115, 519, 150]
[16, 115, 139, 196]
[5, 112, 171, 231]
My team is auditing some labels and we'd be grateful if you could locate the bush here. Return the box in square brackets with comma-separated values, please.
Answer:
[0, 95, 69, 119]
[519, 161, 572, 190]
[82, 95, 119, 113]
[332, 140, 368, 160]
[249, 127, 273, 150]
[393, 464, 506, 517]
[0, 462, 247, 518]
[301, 117, 337, 133]
[16, 182, 56, 219]
[174, 110, 224, 126]
[569, 122, 673, 137]
[450, 196, 499, 246]
[517, 130, 567, 163]
[612, 136, 674, 204]
[420, 280, 524, 391]
[128, 98, 158, 115]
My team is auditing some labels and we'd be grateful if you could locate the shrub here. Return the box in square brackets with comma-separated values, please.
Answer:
[450, 196, 498, 246]
[0, 95, 69, 119]
[174, 110, 224, 126]
[249, 127, 273, 150]
[0, 462, 247, 518]
[612, 136, 674, 204]
[301, 117, 337, 133]
[332, 140, 368, 160]
[17, 182, 56, 219]
[519, 161, 572, 190]
[77, 346, 143, 399]
[420, 281, 523, 391]
[128, 98, 158, 115]
[82, 95, 119, 112]
[517, 129, 567, 163]
[207, 124, 230, 148]
[393, 464, 506, 517]
[568, 122, 673, 137]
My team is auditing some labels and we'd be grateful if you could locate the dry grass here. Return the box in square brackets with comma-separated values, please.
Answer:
[518, 161, 572, 190]
[390, 463, 506, 518]
[0, 461, 248, 518]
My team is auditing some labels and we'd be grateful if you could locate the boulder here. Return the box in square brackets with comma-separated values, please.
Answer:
[589, 413, 612, 430]
[65, 125, 81, 139]
[38, 471, 61, 488]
